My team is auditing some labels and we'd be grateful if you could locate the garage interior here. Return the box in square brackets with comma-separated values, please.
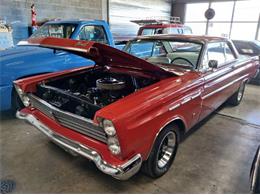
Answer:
[0, 0, 260, 194]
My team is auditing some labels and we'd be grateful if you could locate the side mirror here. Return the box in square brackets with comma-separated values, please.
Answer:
[208, 60, 218, 69]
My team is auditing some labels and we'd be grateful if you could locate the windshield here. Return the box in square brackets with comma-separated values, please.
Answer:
[124, 39, 202, 69]
[30, 23, 77, 39]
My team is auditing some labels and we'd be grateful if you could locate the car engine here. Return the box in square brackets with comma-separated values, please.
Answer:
[35, 68, 157, 119]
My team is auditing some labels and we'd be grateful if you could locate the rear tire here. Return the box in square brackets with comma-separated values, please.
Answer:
[227, 82, 246, 106]
[142, 124, 179, 178]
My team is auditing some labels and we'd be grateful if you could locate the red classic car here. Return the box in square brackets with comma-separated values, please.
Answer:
[15, 35, 259, 180]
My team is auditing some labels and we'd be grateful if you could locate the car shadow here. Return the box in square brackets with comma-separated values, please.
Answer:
[0, 110, 15, 121]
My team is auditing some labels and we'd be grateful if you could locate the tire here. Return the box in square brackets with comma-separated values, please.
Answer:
[11, 89, 24, 114]
[227, 82, 246, 106]
[142, 124, 180, 178]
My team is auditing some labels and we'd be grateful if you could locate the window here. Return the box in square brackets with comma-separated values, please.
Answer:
[202, 42, 225, 69]
[125, 41, 154, 58]
[184, 1, 260, 40]
[31, 23, 77, 39]
[202, 42, 235, 70]
[76, 26, 108, 44]
[224, 43, 235, 62]
[124, 40, 202, 69]
[141, 28, 155, 36]
[153, 42, 167, 56]
[163, 27, 179, 34]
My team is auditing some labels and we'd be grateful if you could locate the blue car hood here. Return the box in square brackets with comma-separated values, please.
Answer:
[0, 45, 94, 85]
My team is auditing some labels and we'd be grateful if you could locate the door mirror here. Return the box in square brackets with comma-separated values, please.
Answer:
[208, 60, 218, 69]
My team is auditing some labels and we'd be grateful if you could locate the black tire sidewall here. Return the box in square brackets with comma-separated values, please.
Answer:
[228, 82, 246, 106]
[237, 82, 245, 103]
[147, 125, 180, 178]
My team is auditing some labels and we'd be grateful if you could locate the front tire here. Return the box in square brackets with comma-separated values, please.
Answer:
[227, 82, 246, 106]
[142, 125, 179, 178]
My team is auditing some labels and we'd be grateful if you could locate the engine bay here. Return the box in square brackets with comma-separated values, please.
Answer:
[35, 68, 158, 119]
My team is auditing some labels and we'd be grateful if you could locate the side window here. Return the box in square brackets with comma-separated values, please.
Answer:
[224, 43, 236, 62]
[76, 25, 108, 44]
[126, 42, 154, 58]
[202, 42, 225, 69]
[141, 28, 154, 36]
[163, 27, 179, 34]
[153, 42, 167, 56]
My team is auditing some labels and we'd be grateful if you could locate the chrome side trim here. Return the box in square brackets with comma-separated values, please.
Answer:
[202, 74, 248, 100]
[181, 97, 191, 104]
[168, 89, 202, 111]
[169, 103, 180, 111]
[16, 111, 142, 180]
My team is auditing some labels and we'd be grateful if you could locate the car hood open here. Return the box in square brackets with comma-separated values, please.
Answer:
[24, 37, 174, 78]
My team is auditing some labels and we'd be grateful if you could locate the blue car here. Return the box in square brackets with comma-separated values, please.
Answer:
[0, 19, 115, 111]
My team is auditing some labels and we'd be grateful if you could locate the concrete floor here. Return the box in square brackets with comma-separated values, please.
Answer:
[0, 84, 260, 193]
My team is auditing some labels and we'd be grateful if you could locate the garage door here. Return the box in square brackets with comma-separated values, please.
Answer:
[109, 0, 172, 41]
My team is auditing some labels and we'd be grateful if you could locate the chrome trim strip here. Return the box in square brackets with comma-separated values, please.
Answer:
[202, 74, 248, 100]
[191, 91, 202, 99]
[181, 97, 191, 104]
[169, 103, 180, 111]
[29, 94, 95, 124]
[29, 94, 107, 143]
[168, 89, 202, 111]
[16, 111, 142, 180]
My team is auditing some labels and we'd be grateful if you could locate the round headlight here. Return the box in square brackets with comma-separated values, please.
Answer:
[103, 119, 116, 136]
[107, 137, 121, 155]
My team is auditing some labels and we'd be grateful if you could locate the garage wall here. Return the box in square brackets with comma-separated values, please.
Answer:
[0, 0, 107, 44]
[109, 0, 172, 41]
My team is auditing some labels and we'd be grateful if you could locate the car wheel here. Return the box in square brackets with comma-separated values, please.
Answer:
[227, 82, 246, 106]
[142, 124, 179, 178]
[11, 89, 24, 114]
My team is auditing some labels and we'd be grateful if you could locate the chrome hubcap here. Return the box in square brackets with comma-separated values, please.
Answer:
[157, 132, 176, 169]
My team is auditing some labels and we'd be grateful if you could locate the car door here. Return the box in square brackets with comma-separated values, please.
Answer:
[199, 41, 238, 121]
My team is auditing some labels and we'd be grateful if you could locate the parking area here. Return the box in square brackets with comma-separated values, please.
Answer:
[1, 84, 259, 193]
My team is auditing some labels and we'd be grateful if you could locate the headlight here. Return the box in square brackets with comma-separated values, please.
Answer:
[103, 119, 116, 136]
[107, 137, 121, 155]
[99, 118, 121, 155]
[14, 84, 30, 107]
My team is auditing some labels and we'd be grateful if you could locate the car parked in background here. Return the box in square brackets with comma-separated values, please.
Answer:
[233, 40, 260, 85]
[15, 35, 259, 180]
[116, 17, 192, 50]
[131, 17, 192, 36]
[0, 19, 115, 111]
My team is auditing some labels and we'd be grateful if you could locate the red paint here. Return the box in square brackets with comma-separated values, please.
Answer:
[16, 36, 259, 164]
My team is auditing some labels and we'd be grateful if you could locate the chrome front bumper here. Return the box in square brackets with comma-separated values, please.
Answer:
[16, 111, 142, 180]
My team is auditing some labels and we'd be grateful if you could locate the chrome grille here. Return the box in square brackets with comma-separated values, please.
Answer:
[29, 94, 107, 143]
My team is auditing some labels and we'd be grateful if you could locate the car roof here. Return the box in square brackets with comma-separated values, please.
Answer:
[45, 19, 106, 25]
[134, 34, 228, 44]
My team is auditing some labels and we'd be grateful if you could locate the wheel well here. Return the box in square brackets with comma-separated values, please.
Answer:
[145, 118, 186, 161]
[164, 119, 186, 141]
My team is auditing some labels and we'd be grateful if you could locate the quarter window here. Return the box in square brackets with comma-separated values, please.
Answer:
[224, 43, 235, 62]
[202, 42, 226, 69]
[76, 25, 108, 44]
